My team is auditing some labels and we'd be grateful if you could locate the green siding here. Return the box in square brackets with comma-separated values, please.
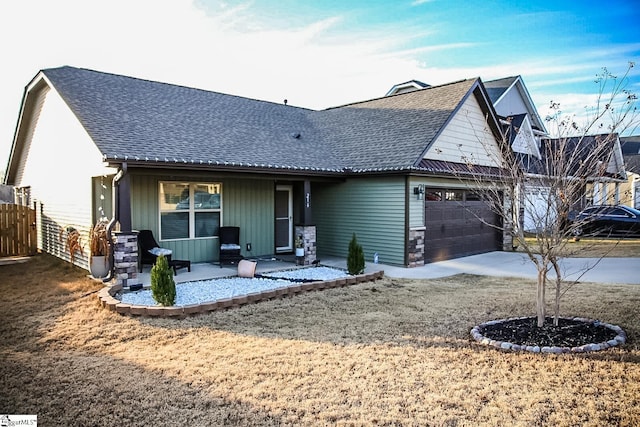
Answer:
[313, 177, 406, 266]
[408, 178, 425, 229]
[130, 174, 274, 263]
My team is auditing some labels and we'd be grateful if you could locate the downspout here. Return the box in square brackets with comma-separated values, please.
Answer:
[102, 163, 126, 282]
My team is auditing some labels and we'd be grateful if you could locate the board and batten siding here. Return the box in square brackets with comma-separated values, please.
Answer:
[13, 86, 114, 269]
[313, 177, 406, 266]
[131, 174, 275, 263]
[424, 94, 501, 168]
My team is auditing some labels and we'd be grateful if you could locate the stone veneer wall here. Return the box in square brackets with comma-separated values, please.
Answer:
[407, 227, 425, 267]
[113, 231, 140, 288]
[294, 225, 316, 266]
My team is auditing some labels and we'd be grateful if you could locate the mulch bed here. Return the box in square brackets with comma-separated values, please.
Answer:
[479, 317, 618, 348]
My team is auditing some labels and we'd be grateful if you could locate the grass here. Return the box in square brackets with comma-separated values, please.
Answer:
[1, 253, 639, 426]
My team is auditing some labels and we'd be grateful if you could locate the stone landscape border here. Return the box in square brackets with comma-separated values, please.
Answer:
[97, 270, 384, 318]
[471, 316, 627, 353]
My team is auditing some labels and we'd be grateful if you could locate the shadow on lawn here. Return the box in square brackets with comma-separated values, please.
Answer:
[0, 349, 289, 425]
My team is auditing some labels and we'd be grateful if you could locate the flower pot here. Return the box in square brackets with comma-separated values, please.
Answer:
[295, 247, 305, 257]
[90, 255, 110, 279]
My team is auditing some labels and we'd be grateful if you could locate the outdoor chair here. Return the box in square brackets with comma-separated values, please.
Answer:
[219, 226, 243, 267]
[138, 229, 172, 272]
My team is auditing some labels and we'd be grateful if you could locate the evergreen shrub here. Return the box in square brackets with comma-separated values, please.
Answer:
[347, 233, 365, 275]
[151, 254, 176, 306]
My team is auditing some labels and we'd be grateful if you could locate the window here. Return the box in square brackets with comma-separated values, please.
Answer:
[426, 190, 442, 201]
[465, 192, 482, 201]
[15, 186, 30, 206]
[445, 190, 463, 201]
[159, 182, 221, 241]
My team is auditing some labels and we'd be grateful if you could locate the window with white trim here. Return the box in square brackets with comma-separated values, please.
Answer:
[159, 182, 221, 241]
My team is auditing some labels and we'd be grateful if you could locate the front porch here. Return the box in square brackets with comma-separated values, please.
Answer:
[135, 255, 373, 286]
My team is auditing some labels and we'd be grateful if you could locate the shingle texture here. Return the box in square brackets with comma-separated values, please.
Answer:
[41, 66, 478, 173]
[521, 134, 623, 179]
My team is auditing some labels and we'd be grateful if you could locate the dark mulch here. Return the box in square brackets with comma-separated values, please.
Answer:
[479, 317, 618, 348]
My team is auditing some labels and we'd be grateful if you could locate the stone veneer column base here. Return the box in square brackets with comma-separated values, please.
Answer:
[294, 225, 316, 266]
[407, 227, 425, 267]
[113, 231, 140, 288]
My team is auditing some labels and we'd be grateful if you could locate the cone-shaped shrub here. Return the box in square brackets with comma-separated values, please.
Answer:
[347, 233, 365, 275]
[151, 254, 176, 306]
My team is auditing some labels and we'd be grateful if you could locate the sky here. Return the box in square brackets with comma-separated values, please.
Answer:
[1, 0, 639, 176]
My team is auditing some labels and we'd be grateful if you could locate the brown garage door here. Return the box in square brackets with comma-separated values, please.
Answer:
[424, 189, 501, 263]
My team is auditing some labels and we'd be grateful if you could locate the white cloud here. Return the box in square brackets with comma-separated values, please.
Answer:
[0, 0, 425, 169]
[1, 0, 638, 171]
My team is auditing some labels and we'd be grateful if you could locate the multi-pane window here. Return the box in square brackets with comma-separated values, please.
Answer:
[15, 186, 30, 206]
[159, 182, 221, 241]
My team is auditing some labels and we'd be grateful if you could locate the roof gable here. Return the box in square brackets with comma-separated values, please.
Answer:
[508, 114, 541, 159]
[315, 79, 488, 172]
[422, 85, 503, 168]
[485, 75, 547, 134]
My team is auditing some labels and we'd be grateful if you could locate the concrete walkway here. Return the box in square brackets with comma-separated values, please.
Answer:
[354, 252, 640, 285]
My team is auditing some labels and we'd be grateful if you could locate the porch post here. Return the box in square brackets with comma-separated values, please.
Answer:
[118, 163, 132, 232]
[302, 179, 312, 225]
[296, 179, 316, 265]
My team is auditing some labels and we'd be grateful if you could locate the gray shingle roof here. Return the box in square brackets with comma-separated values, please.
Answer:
[315, 79, 478, 172]
[521, 134, 624, 179]
[41, 66, 480, 174]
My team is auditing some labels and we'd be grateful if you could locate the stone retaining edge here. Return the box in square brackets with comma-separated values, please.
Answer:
[98, 269, 384, 318]
[470, 316, 627, 354]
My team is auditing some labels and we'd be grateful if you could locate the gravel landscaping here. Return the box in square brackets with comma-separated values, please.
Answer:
[119, 266, 351, 306]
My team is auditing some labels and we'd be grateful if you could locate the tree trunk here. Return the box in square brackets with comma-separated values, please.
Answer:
[551, 260, 562, 327]
[536, 268, 546, 327]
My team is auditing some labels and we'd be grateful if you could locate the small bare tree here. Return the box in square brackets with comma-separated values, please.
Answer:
[446, 63, 638, 328]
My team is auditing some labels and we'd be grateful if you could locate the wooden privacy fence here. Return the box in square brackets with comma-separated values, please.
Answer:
[0, 204, 37, 257]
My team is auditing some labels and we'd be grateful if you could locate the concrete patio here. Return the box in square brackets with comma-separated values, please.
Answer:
[136, 255, 370, 286]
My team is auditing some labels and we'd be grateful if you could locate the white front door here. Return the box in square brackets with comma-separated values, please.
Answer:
[275, 185, 293, 252]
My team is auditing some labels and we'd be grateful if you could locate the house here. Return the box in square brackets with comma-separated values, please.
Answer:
[4, 66, 510, 279]
[620, 136, 640, 209]
[484, 76, 626, 231]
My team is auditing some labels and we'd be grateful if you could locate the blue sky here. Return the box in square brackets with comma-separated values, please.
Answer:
[1, 0, 639, 174]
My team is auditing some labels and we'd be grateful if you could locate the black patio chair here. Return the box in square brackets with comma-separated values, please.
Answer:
[219, 226, 243, 267]
[138, 229, 172, 272]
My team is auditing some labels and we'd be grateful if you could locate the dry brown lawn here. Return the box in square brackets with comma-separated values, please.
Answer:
[1, 254, 639, 426]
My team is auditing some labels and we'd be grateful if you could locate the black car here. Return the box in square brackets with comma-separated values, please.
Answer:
[571, 205, 640, 237]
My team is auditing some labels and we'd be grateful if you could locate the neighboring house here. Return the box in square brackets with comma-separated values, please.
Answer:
[0, 184, 13, 203]
[483, 76, 553, 232]
[620, 136, 640, 209]
[533, 133, 626, 208]
[392, 75, 628, 233]
[484, 76, 626, 231]
[4, 66, 509, 273]
[384, 79, 430, 96]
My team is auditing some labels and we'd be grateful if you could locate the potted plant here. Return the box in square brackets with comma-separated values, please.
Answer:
[295, 235, 305, 257]
[89, 219, 111, 279]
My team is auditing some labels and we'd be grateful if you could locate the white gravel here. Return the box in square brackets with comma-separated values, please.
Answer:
[119, 266, 351, 307]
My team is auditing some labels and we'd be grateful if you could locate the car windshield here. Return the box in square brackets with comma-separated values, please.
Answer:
[176, 193, 220, 209]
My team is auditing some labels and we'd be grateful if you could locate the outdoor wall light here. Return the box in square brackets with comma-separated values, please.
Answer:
[414, 184, 425, 200]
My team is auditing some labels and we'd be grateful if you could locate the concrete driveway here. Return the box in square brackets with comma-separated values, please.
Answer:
[369, 251, 640, 285]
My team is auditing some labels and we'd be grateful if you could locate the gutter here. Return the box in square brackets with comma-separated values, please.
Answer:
[102, 163, 126, 282]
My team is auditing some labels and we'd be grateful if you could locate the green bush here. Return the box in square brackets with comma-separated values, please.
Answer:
[151, 254, 176, 306]
[347, 233, 365, 275]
